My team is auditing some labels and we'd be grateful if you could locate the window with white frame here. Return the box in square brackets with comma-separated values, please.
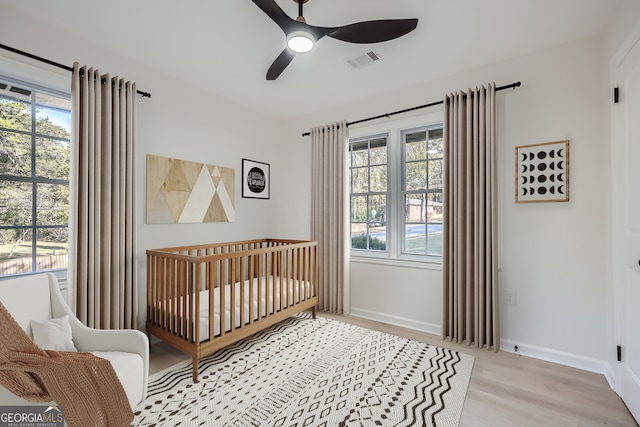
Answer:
[349, 116, 444, 261]
[349, 134, 388, 251]
[0, 75, 71, 277]
[402, 126, 443, 256]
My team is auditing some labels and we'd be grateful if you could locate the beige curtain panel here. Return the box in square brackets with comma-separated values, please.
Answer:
[442, 83, 499, 351]
[310, 121, 350, 314]
[69, 63, 137, 330]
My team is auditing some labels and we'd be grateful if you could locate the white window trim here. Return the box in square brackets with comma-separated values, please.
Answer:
[349, 109, 444, 267]
[0, 53, 70, 95]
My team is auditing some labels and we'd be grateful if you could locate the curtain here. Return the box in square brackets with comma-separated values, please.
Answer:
[310, 121, 350, 314]
[69, 63, 137, 329]
[442, 83, 499, 351]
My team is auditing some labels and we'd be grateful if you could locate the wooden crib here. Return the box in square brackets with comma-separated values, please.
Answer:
[146, 238, 318, 382]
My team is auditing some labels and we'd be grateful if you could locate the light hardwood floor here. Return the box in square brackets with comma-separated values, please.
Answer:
[148, 311, 638, 427]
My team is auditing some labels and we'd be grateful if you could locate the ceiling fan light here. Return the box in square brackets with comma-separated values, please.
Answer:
[287, 31, 315, 53]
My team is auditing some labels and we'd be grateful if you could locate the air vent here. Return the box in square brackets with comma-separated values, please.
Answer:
[0, 83, 7, 90]
[9, 86, 31, 96]
[346, 50, 382, 70]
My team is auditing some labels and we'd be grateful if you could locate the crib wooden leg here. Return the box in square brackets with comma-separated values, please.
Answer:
[192, 357, 199, 383]
[312, 306, 317, 319]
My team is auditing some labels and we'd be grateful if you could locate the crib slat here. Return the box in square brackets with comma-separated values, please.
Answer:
[180, 260, 188, 342]
[159, 257, 165, 328]
[209, 254, 215, 342]
[291, 247, 297, 307]
[219, 258, 226, 337]
[159, 258, 165, 329]
[279, 249, 285, 312]
[194, 260, 201, 344]
[296, 247, 300, 304]
[306, 246, 311, 300]
[270, 249, 276, 317]
[209, 259, 216, 343]
[239, 255, 245, 329]
[248, 254, 255, 325]
[168, 259, 175, 334]
[146, 255, 152, 328]
[257, 252, 263, 320]
[230, 256, 236, 334]
[147, 255, 154, 326]
[186, 256, 192, 342]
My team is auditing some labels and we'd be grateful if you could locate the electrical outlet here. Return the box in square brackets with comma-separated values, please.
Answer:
[506, 291, 517, 306]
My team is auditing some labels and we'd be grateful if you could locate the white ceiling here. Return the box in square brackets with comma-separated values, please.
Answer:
[2, 0, 626, 120]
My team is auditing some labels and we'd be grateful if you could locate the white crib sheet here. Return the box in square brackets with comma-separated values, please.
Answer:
[174, 276, 311, 341]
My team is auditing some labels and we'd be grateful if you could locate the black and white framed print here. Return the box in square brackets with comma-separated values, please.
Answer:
[242, 159, 270, 199]
[515, 140, 569, 203]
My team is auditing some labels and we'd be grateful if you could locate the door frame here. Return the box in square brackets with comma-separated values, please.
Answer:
[609, 19, 640, 421]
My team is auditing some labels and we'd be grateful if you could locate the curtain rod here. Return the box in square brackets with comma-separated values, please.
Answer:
[0, 43, 151, 98]
[301, 81, 521, 137]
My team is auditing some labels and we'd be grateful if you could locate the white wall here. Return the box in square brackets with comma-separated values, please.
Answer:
[0, 6, 283, 327]
[278, 35, 610, 373]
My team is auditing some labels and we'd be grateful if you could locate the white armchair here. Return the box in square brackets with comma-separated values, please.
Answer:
[0, 272, 148, 408]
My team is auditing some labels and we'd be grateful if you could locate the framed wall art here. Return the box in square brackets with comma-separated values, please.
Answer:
[146, 154, 235, 223]
[242, 158, 270, 199]
[515, 140, 569, 203]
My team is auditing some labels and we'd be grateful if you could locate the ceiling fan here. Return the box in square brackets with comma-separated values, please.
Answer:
[251, 0, 419, 80]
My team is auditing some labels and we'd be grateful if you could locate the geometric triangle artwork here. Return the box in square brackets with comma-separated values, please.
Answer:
[203, 192, 228, 223]
[146, 154, 235, 223]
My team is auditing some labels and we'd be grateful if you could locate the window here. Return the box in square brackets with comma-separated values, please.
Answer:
[349, 117, 443, 262]
[0, 76, 71, 276]
[349, 135, 388, 251]
[402, 126, 443, 256]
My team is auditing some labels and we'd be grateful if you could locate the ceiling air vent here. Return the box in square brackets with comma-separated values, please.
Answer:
[0, 83, 7, 91]
[346, 50, 381, 70]
[9, 86, 31, 96]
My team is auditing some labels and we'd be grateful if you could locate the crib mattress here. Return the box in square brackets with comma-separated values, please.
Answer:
[174, 276, 312, 341]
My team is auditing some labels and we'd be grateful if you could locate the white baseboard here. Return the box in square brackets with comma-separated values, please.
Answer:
[349, 307, 441, 336]
[350, 307, 613, 379]
[500, 338, 611, 376]
[604, 362, 619, 394]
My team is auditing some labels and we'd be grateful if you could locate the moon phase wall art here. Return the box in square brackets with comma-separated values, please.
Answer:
[515, 140, 569, 203]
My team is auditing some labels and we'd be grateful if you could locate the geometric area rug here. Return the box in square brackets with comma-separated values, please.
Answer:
[133, 313, 474, 426]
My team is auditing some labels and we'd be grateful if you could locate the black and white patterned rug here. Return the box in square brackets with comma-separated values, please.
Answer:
[134, 313, 474, 426]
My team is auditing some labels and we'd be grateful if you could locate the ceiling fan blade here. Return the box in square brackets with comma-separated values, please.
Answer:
[252, 2, 418, 79]
[251, 0, 297, 33]
[322, 19, 419, 44]
[266, 48, 297, 80]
